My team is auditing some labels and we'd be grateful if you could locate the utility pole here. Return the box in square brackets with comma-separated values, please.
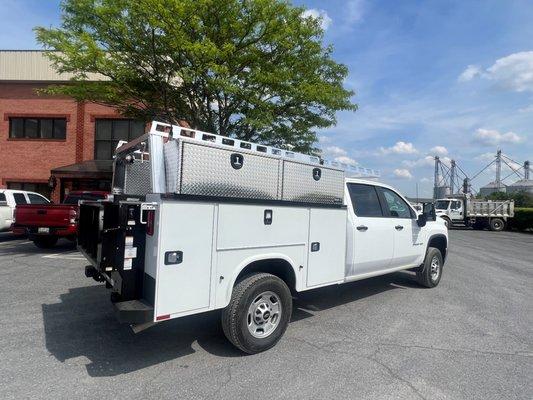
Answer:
[495, 150, 502, 190]
[450, 159, 456, 195]
[525, 161, 530, 180]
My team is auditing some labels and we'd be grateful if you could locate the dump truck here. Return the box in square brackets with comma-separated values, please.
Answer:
[435, 195, 514, 231]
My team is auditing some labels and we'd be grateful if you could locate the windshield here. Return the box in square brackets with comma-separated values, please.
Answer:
[63, 194, 106, 205]
[435, 200, 450, 210]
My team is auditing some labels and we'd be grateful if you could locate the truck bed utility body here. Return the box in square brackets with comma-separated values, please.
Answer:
[77, 121, 447, 353]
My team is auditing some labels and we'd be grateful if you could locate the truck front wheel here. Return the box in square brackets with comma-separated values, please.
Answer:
[416, 247, 443, 288]
[489, 218, 505, 232]
[221, 273, 292, 354]
[32, 237, 58, 249]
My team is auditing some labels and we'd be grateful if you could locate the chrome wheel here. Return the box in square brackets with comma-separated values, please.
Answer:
[430, 256, 440, 281]
[247, 291, 281, 338]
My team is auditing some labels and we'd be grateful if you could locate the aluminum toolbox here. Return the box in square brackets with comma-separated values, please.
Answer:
[162, 137, 344, 204]
[112, 121, 350, 205]
[164, 139, 282, 200]
[282, 160, 344, 204]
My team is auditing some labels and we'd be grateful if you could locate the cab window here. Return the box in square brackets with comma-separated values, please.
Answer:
[378, 188, 414, 219]
[347, 184, 384, 217]
[451, 201, 461, 210]
[13, 193, 27, 205]
[28, 193, 50, 204]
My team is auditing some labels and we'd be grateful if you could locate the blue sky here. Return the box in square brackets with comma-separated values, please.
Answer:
[1, 0, 532, 196]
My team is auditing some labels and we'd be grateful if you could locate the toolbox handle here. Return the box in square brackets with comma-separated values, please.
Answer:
[139, 203, 157, 224]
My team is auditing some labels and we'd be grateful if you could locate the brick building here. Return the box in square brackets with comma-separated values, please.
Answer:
[0, 50, 144, 202]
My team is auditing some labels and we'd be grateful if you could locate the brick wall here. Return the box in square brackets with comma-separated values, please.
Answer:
[0, 82, 120, 200]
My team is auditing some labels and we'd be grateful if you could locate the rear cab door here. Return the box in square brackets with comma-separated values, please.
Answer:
[376, 186, 424, 268]
[345, 182, 394, 277]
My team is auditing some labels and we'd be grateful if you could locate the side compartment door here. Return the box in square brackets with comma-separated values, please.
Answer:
[155, 201, 215, 318]
[306, 208, 347, 288]
[377, 187, 423, 268]
[346, 183, 394, 277]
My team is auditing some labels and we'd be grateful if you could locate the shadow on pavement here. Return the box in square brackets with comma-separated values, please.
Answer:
[42, 271, 421, 377]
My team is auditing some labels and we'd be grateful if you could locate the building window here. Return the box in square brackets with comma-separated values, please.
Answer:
[9, 117, 67, 140]
[7, 182, 51, 200]
[94, 119, 145, 160]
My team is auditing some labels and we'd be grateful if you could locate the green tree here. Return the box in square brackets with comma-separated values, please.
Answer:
[35, 0, 356, 153]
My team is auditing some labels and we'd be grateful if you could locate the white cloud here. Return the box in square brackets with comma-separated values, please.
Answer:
[429, 145, 448, 156]
[323, 145, 347, 157]
[318, 135, 331, 144]
[475, 152, 495, 162]
[393, 168, 413, 179]
[420, 177, 432, 183]
[403, 155, 434, 168]
[458, 51, 533, 92]
[321, 145, 357, 166]
[473, 128, 524, 146]
[403, 155, 451, 168]
[346, 0, 365, 23]
[335, 155, 358, 166]
[302, 9, 332, 30]
[518, 105, 533, 113]
[458, 65, 482, 82]
[380, 141, 418, 155]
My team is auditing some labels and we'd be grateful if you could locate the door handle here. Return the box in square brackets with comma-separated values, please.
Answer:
[395, 225, 404, 230]
[356, 225, 368, 231]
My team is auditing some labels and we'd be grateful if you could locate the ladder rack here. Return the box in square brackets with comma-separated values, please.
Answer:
[148, 121, 380, 178]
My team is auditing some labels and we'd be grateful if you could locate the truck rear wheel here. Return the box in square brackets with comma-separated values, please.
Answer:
[489, 218, 505, 232]
[221, 273, 292, 354]
[33, 237, 58, 249]
[416, 247, 443, 288]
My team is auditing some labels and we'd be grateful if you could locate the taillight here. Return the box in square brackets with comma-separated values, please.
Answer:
[146, 210, 155, 236]
[69, 209, 78, 224]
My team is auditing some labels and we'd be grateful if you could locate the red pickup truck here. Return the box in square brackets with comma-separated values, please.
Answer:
[12, 191, 109, 248]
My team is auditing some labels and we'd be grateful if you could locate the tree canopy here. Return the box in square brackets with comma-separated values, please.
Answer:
[35, 0, 356, 153]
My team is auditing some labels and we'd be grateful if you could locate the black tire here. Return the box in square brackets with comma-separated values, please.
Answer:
[221, 273, 292, 354]
[33, 236, 58, 249]
[416, 247, 443, 288]
[489, 218, 505, 232]
[441, 216, 451, 229]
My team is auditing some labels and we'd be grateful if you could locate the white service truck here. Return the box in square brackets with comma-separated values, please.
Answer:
[435, 196, 514, 231]
[77, 122, 448, 354]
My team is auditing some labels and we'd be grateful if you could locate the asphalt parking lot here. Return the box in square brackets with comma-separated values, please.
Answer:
[0, 230, 531, 400]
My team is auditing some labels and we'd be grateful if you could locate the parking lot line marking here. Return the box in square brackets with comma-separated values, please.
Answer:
[0, 240, 31, 246]
[42, 252, 86, 261]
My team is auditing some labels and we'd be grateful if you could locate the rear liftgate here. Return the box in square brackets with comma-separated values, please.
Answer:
[78, 199, 154, 328]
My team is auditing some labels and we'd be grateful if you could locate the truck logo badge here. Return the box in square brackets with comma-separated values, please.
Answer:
[230, 153, 244, 170]
[313, 168, 322, 181]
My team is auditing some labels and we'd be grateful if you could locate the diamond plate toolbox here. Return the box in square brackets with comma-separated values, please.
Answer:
[124, 161, 152, 195]
[174, 140, 282, 200]
[281, 161, 345, 204]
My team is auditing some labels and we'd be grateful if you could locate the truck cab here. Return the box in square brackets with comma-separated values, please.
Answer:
[435, 198, 464, 226]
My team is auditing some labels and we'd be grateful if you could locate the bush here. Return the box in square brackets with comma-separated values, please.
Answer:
[508, 208, 533, 231]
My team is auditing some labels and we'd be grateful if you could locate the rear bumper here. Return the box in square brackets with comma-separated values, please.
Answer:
[12, 224, 77, 238]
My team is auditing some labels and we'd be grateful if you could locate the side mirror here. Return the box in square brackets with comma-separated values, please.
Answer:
[417, 213, 427, 227]
[418, 202, 436, 227]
